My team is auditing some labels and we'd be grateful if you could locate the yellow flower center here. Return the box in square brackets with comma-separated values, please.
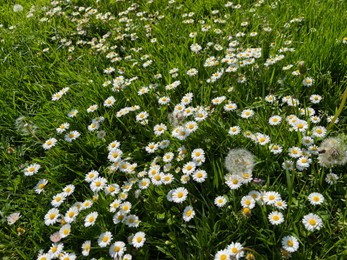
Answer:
[273, 215, 279, 221]
[102, 236, 109, 242]
[287, 240, 294, 247]
[63, 229, 69, 235]
[89, 216, 95, 222]
[47, 141, 52, 145]
[232, 247, 238, 253]
[269, 195, 275, 200]
[68, 212, 74, 218]
[136, 237, 143, 243]
[186, 210, 192, 217]
[232, 179, 239, 185]
[177, 192, 184, 198]
[95, 181, 101, 187]
[39, 183, 45, 189]
[313, 196, 319, 202]
[309, 219, 316, 225]
[114, 246, 120, 252]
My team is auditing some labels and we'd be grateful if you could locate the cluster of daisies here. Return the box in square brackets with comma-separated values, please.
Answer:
[5, 0, 347, 259]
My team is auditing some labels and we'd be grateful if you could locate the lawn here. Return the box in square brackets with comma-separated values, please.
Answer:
[0, 0, 347, 259]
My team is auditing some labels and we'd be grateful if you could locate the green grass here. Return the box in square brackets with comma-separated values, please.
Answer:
[1, 0, 347, 259]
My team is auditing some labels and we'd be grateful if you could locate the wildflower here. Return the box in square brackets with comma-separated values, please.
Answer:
[90, 177, 107, 193]
[325, 173, 339, 184]
[64, 131, 80, 142]
[318, 136, 347, 167]
[224, 148, 255, 174]
[158, 96, 171, 105]
[256, 133, 270, 145]
[288, 147, 302, 158]
[229, 126, 241, 135]
[98, 231, 113, 248]
[227, 242, 244, 259]
[224, 102, 238, 111]
[34, 179, 48, 194]
[214, 196, 228, 207]
[24, 163, 41, 176]
[296, 156, 311, 169]
[120, 201, 132, 214]
[81, 200, 93, 210]
[183, 206, 195, 222]
[182, 161, 196, 175]
[59, 224, 71, 239]
[37, 253, 52, 260]
[43, 138, 57, 150]
[108, 149, 123, 162]
[7, 212, 21, 225]
[241, 109, 254, 118]
[56, 123, 70, 134]
[263, 191, 281, 205]
[274, 200, 287, 210]
[87, 104, 98, 113]
[187, 68, 198, 76]
[104, 96, 116, 107]
[51, 193, 66, 207]
[85, 170, 99, 183]
[308, 192, 324, 205]
[270, 144, 283, 154]
[225, 174, 243, 190]
[154, 123, 167, 136]
[192, 169, 207, 183]
[303, 77, 314, 87]
[185, 121, 198, 133]
[311, 126, 327, 138]
[302, 213, 323, 231]
[145, 142, 158, 153]
[282, 236, 299, 253]
[81, 240, 91, 256]
[310, 94, 322, 104]
[125, 214, 140, 227]
[214, 250, 230, 260]
[282, 160, 294, 170]
[68, 109, 78, 118]
[248, 190, 261, 201]
[62, 184, 75, 197]
[109, 199, 121, 213]
[45, 208, 60, 226]
[109, 241, 126, 258]
[268, 115, 282, 125]
[84, 212, 98, 227]
[59, 252, 76, 260]
[49, 243, 64, 258]
[64, 206, 79, 223]
[171, 187, 188, 203]
[241, 195, 255, 209]
[190, 43, 202, 53]
[268, 211, 284, 225]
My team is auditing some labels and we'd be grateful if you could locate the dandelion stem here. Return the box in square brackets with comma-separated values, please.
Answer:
[327, 86, 347, 131]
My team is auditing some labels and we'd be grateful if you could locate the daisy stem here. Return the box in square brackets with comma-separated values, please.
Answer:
[327, 86, 347, 132]
[285, 169, 293, 205]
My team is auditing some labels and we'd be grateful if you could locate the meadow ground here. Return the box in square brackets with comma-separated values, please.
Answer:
[0, 0, 347, 259]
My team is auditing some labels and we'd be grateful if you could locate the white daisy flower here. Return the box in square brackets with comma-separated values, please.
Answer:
[214, 196, 228, 207]
[308, 192, 324, 205]
[43, 138, 57, 150]
[109, 241, 126, 258]
[84, 212, 98, 227]
[302, 213, 323, 231]
[281, 235, 299, 253]
[183, 206, 195, 222]
[45, 208, 60, 226]
[268, 211, 284, 225]
[171, 187, 188, 203]
[24, 163, 41, 176]
[98, 231, 113, 248]
[81, 240, 91, 256]
[132, 231, 146, 248]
